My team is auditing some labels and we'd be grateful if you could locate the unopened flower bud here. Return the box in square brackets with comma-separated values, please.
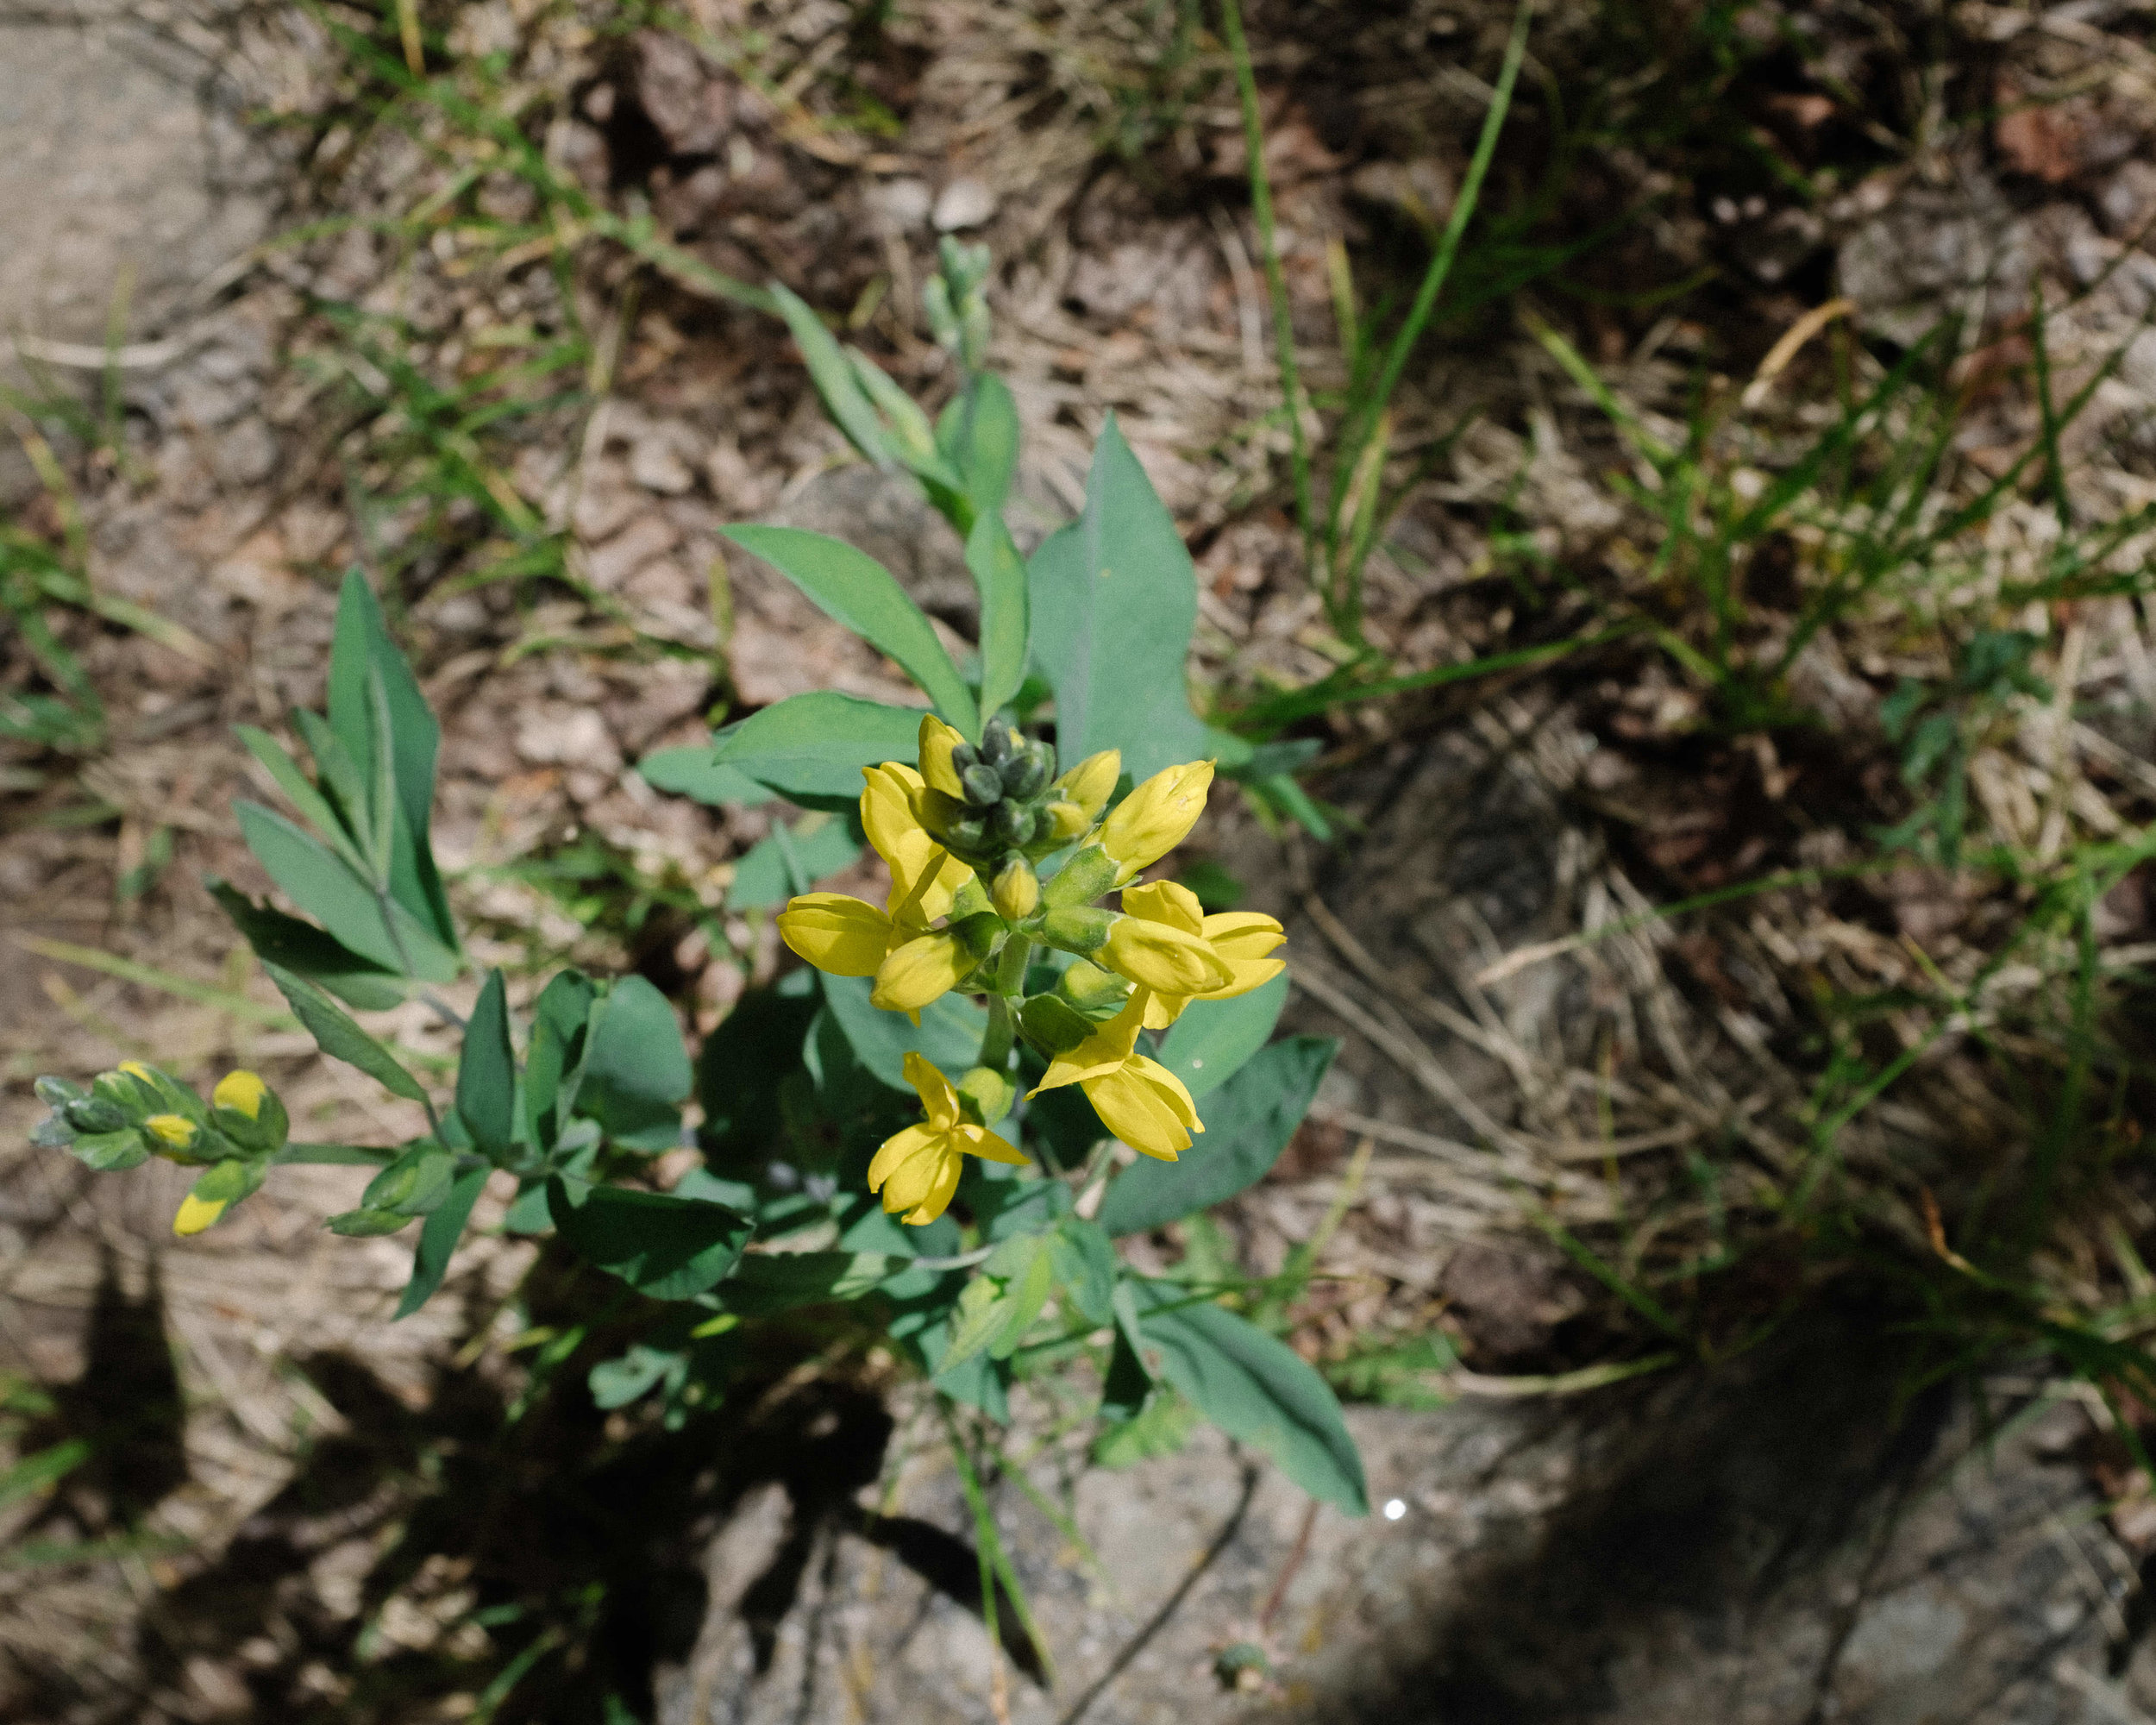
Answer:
[991, 857, 1040, 921]
[962, 763, 1006, 807]
[1056, 957, 1131, 1018]
[1040, 905, 1113, 955]
[918, 714, 969, 800]
[1044, 844, 1118, 907]
[979, 718, 1015, 764]
[1038, 800, 1091, 845]
[993, 800, 1037, 845]
[1100, 760, 1214, 882]
[956, 1065, 1016, 1126]
[1000, 747, 1051, 801]
[1055, 750, 1121, 821]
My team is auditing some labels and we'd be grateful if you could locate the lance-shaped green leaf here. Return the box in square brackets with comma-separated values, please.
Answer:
[524, 969, 597, 1153]
[208, 879, 404, 1010]
[1027, 414, 1220, 781]
[722, 526, 978, 737]
[262, 961, 430, 1107]
[716, 1250, 895, 1316]
[235, 802, 457, 982]
[397, 1164, 490, 1318]
[939, 371, 1020, 518]
[772, 283, 898, 467]
[967, 511, 1031, 723]
[325, 569, 459, 952]
[636, 744, 777, 807]
[1134, 1282, 1368, 1515]
[1098, 1037, 1335, 1236]
[548, 1177, 752, 1300]
[820, 972, 986, 1089]
[235, 724, 374, 881]
[711, 692, 929, 808]
[456, 969, 516, 1158]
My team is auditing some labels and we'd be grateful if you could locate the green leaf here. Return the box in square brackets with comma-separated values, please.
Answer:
[636, 743, 777, 807]
[548, 1177, 753, 1300]
[0, 1439, 92, 1511]
[363, 663, 398, 886]
[820, 972, 986, 1089]
[291, 708, 372, 854]
[698, 986, 819, 1161]
[235, 802, 459, 982]
[456, 970, 516, 1158]
[845, 348, 960, 486]
[938, 1270, 1012, 1375]
[325, 569, 458, 952]
[1134, 1284, 1368, 1514]
[580, 975, 692, 1151]
[728, 815, 862, 912]
[990, 1241, 1056, 1359]
[208, 879, 404, 1010]
[262, 961, 430, 1107]
[1050, 1218, 1116, 1326]
[771, 283, 898, 467]
[1156, 972, 1290, 1099]
[1092, 1389, 1196, 1468]
[397, 1164, 489, 1318]
[711, 692, 927, 808]
[939, 372, 1020, 518]
[235, 724, 373, 881]
[524, 969, 597, 1152]
[1026, 414, 1217, 781]
[717, 1249, 894, 1316]
[723, 526, 978, 737]
[966, 512, 1031, 723]
[1098, 1038, 1334, 1236]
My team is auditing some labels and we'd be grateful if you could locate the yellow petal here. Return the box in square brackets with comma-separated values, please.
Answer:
[870, 1124, 963, 1222]
[119, 1060, 155, 1082]
[868, 1121, 941, 1194]
[1196, 912, 1287, 1000]
[144, 1113, 198, 1151]
[901, 1152, 964, 1225]
[1031, 993, 1149, 1093]
[864, 762, 974, 922]
[1083, 1056, 1202, 1161]
[1119, 879, 1205, 935]
[172, 1193, 227, 1236]
[959, 1123, 1030, 1166]
[212, 1070, 268, 1120]
[1142, 990, 1189, 1031]
[1103, 916, 1232, 996]
[871, 931, 970, 1013]
[1100, 760, 1213, 881]
[917, 714, 968, 800]
[901, 1051, 962, 1130]
[1055, 750, 1121, 820]
[777, 894, 893, 976]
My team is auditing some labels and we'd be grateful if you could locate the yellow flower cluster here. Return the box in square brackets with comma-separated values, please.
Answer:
[774, 717, 1286, 1224]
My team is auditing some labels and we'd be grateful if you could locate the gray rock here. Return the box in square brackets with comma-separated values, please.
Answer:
[653, 1327, 2143, 1724]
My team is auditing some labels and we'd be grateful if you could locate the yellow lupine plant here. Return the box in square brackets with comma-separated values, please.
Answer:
[776, 714, 1284, 1224]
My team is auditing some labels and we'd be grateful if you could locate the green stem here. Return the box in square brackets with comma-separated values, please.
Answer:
[980, 994, 1016, 1072]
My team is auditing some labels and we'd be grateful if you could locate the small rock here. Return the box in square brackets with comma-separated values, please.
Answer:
[931, 177, 997, 232]
[515, 706, 616, 769]
[585, 515, 680, 590]
[868, 178, 932, 229]
[630, 435, 696, 495]
[631, 30, 732, 156]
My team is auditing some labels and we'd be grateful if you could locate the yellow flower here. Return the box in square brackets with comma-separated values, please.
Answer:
[1027, 994, 1205, 1161]
[172, 1193, 227, 1236]
[777, 760, 976, 989]
[212, 1070, 268, 1120]
[917, 713, 968, 800]
[1055, 750, 1121, 821]
[1100, 760, 1213, 883]
[143, 1113, 199, 1152]
[990, 857, 1039, 921]
[1102, 912, 1232, 997]
[1084, 1056, 1203, 1161]
[871, 930, 973, 1013]
[869, 1051, 1026, 1224]
[862, 762, 972, 921]
[777, 893, 893, 975]
[1116, 882, 1286, 1029]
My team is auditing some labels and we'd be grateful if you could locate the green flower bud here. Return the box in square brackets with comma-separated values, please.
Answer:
[66, 1095, 127, 1134]
[1039, 905, 1113, 956]
[962, 763, 1006, 807]
[1044, 844, 1118, 908]
[1018, 994, 1094, 1054]
[979, 718, 1014, 764]
[993, 800, 1037, 845]
[1056, 957, 1133, 1019]
[956, 1065, 1017, 1126]
[362, 1145, 456, 1217]
[327, 1207, 414, 1238]
[1000, 748, 1050, 801]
